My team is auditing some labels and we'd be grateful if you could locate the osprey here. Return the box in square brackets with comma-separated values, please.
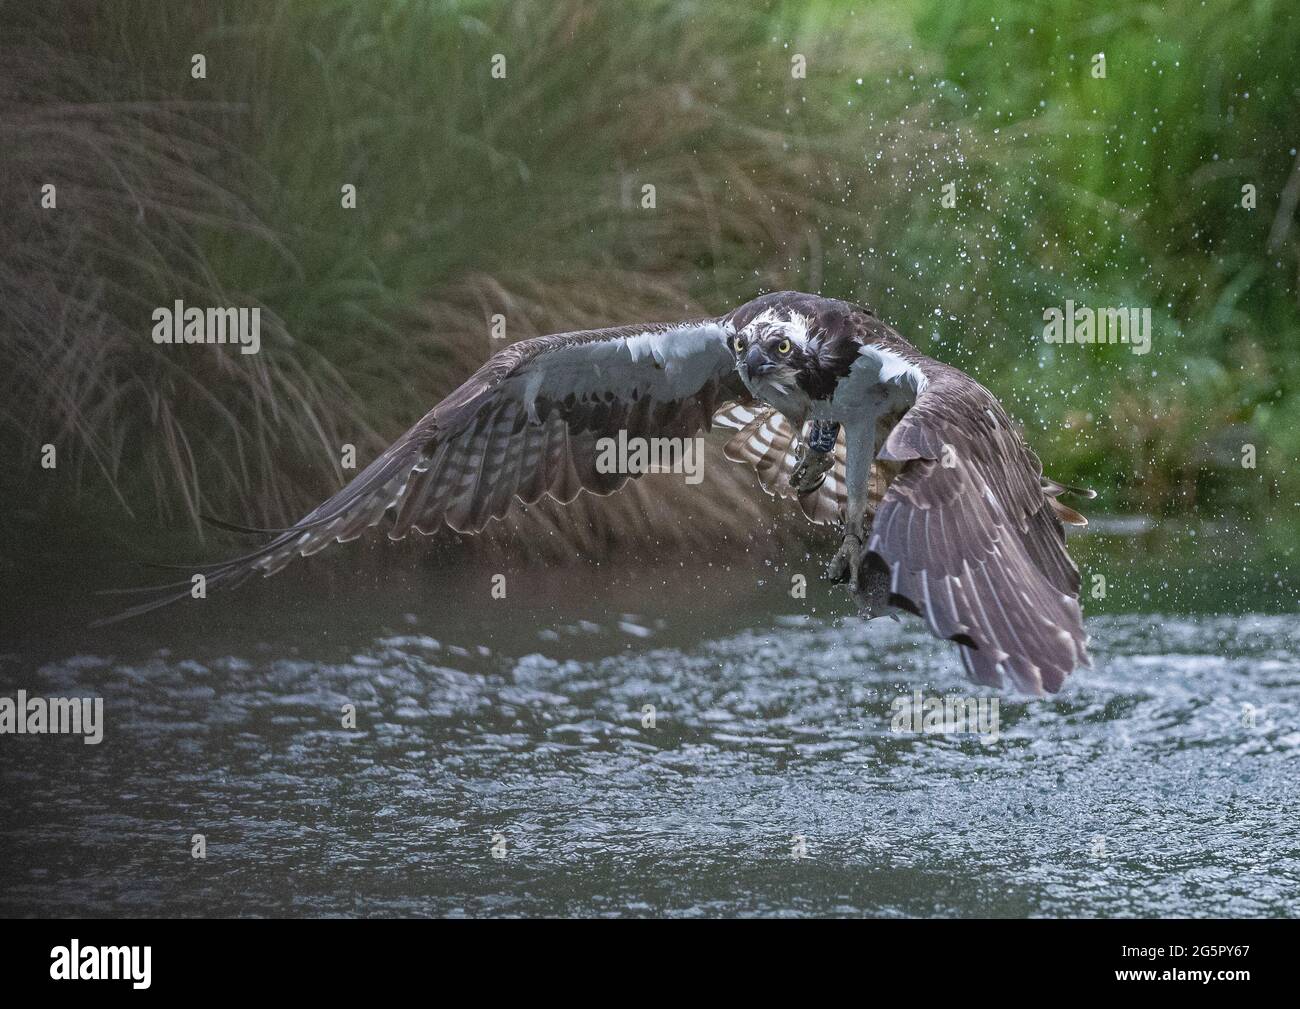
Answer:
[106, 292, 1093, 694]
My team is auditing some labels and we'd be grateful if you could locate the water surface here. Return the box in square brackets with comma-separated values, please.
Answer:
[1, 530, 1298, 917]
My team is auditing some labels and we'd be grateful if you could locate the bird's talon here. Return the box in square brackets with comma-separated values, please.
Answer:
[790, 446, 834, 495]
[825, 532, 863, 584]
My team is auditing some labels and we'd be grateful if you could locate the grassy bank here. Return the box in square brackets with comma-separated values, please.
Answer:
[2, 0, 1296, 567]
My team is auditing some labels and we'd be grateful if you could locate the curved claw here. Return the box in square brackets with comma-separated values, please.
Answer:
[825, 531, 863, 585]
[790, 448, 834, 495]
[827, 533, 897, 619]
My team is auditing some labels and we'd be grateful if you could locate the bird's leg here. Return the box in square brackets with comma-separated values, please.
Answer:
[789, 420, 839, 494]
[825, 529, 863, 585]
[825, 418, 873, 588]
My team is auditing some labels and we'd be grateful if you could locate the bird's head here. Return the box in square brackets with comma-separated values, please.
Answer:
[730, 309, 814, 394]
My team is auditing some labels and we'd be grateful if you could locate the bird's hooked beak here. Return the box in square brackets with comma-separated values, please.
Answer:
[744, 344, 776, 377]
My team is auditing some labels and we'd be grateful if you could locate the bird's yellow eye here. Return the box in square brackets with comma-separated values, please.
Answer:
[777, 340, 792, 354]
[733, 336, 744, 352]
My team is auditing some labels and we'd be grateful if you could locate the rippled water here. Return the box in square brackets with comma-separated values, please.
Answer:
[2, 547, 1297, 918]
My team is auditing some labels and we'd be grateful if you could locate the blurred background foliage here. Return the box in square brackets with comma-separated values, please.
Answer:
[2, 0, 1297, 567]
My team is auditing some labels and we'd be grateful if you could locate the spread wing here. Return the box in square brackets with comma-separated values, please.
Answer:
[97, 319, 745, 624]
[867, 360, 1089, 694]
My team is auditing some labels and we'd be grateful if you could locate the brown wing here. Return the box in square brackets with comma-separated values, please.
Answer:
[868, 361, 1089, 694]
[97, 319, 744, 624]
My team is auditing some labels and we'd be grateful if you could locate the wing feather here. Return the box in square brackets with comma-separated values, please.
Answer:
[96, 319, 745, 624]
[868, 358, 1089, 694]
[714, 403, 852, 526]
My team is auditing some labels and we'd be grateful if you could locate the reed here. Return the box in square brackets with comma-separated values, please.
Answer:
[2, 0, 1295, 568]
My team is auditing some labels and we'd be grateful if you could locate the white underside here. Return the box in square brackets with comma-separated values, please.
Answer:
[742, 342, 924, 535]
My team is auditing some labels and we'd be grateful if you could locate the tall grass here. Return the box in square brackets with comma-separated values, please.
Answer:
[3, 0, 903, 561]
[2, 0, 1296, 567]
[0, 13, 362, 555]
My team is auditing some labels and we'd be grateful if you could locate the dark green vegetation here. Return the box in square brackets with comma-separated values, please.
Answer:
[3, 0, 1297, 568]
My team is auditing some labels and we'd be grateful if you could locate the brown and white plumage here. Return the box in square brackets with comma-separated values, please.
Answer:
[102, 291, 1091, 695]
[868, 357, 1089, 693]
[100, 318, 746, 619]
[713, 404, 849, 526]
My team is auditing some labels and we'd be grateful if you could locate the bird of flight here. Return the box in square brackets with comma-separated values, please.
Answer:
[104, 291, 1093, 694]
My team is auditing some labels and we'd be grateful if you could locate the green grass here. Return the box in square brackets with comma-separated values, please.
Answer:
[896, 0, 1300, 514]
[2, 0, 1297, 563]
